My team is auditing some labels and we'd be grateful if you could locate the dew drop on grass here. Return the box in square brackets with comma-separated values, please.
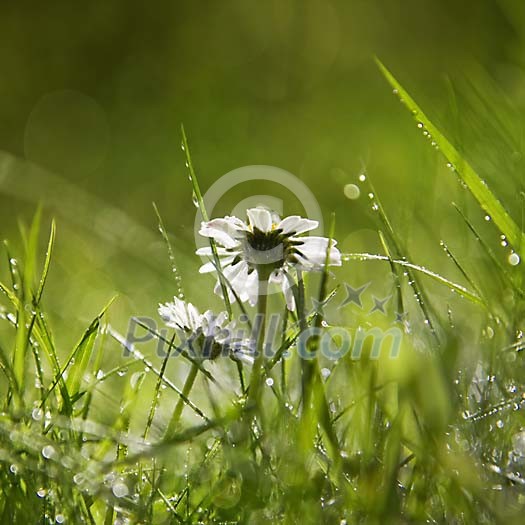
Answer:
[508, 252, 520, 266]
[32, 407, 43, 421]
[417, 122, 424, 129]
[9, 464, 18, 475]
[55, 514, 65, 524]
[42, 445, 56, 459]
[321, 367, 331, 380]
[192, 191, 199, 208]
[112, 481, 129, 498]
[484, 215, 491, 221]
[117, 368, 128, 377]
[36, 488, 47, 498]
[265, 377, 274, 387]
[358, 174, 366, 182]
[343, 184, 360, 200]
[496, 419, 504, 429]
[130, 371, 143, 389]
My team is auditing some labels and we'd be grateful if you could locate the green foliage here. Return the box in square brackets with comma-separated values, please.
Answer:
[1, 67, 525, 525]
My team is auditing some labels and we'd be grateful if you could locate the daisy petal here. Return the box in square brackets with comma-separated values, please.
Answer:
[278, 215, 318, 235]
[199, 218, 243, 249]
[247, 208, 273, 232]
[196, 246, 232, 256]
[280, 271, 296, 311]
[198, 255, 236, 274]
[296, 237, 342, 268]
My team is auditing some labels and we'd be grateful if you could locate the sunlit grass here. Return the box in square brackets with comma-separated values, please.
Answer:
[1, 63, 525, 525]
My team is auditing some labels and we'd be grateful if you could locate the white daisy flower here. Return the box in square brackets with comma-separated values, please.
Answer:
[197, 207, 341, 310]
[158, 297, 253, 362]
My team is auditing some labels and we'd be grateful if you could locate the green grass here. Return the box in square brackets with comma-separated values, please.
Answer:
[1, 63, 525, 525]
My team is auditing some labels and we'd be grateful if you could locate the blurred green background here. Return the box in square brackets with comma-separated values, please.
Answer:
[1, 0, 524, 342]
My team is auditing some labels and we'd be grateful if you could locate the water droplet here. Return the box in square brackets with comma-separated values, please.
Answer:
[96, 369, 104, 380]
[55, 514, 65, 524]
[130, 372, 144, 389]
[358, 174, 366, 182]
[496, 419, 504, 429]
[181, 142, 185, 151]
[368, 192, 374, 199]
[265, 377, 274, 387]
[191, 191, 199, 208]
[446, 162, 455, 171]
[42, 445, 56, 459]
[321, 368, 331, 380]
[9, 258, 17, 266]
[343, 184, 360, 200]
[32, 407, 43, 421]
[392, 89, 398, 95]
[371, 203, 379, 211]
[484, 215, 491, 221]
[117, 368, 128, 377]
[509, 252, 520, 266]
[112, 481, 129, 498]
[417, 122, 424, 129]
[9, 464, 18, 474]
[36, 488, 47, 498]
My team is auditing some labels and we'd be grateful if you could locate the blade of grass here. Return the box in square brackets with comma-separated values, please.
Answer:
[365, 175, 441, 341]
[453, 202, 523, 297]
[65, 296, 117, 400]
[34, 219, 56, 306]
[181, 124, 232, 319]
[152, 203, 185, 300]
[342, 252, 482, 305]
[376, 58, 525, 260]
[106, 325, 210, 422]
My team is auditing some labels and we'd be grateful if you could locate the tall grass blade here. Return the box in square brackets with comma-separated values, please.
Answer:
[181, 124, 232, 319]
[376, 58, 525, 259]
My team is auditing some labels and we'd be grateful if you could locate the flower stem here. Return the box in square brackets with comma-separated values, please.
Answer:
[246, 269, 270, 411]
[165, 362, 199, 439]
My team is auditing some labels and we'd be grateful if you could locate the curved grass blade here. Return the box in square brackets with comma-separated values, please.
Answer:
[34, 219, 56, 306]
[376, 58, 525, 259]
[181, 124, 232, 319]
[342, 252, 483, 305]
